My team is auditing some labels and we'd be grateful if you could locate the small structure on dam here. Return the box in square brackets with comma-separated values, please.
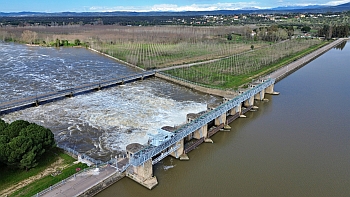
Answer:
[117, 78, 279, 190]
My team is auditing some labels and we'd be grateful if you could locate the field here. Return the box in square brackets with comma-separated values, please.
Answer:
[164, 38, 324, 89]
[0, 24, 326, 89]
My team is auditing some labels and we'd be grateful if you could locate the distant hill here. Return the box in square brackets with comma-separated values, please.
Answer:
[0, 3, 349, 17]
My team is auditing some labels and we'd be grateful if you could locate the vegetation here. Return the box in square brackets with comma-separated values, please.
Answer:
[165, 38, 325, 89]
[10, 162, 88, 197]
[0, 146, 88, 197]
[0, 119, 56, 171]
[0, 13, 349, 88]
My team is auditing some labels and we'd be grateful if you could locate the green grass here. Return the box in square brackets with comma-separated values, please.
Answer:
[165, 39, 330, 90]
[0, 147, 88, 197]
[10, 163, 88, 197]
[95, 39, 268, 69]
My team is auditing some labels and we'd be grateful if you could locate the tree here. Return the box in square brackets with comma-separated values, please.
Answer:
[227, 34, 232, 40]
[301, 26, 311, 33]
[74, 39, 81, 46]
[21, 30, 37, 44]
[251, 45, 254, 50]
[0, 119, 56, 170]
[56, 38, 61, 47]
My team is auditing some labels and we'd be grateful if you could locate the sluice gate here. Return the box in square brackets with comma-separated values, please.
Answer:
[118, 78, 278, 189]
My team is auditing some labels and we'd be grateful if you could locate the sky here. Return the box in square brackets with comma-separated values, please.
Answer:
[0, 0, 349, 12]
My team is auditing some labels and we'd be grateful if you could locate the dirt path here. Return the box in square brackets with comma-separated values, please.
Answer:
[1, 157, 66, 197]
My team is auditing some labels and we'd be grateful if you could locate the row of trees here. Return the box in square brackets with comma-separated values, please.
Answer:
[166, 38, 322, 88]
[318, 25, 350, 39]
[0, 119, 56, 170]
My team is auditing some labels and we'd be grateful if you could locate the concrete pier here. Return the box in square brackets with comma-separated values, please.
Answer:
[125, 143, 158, 189]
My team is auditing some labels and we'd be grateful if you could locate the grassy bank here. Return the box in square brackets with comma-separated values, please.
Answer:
[0, 148, 88, 197]
[10, 162, 88, 197]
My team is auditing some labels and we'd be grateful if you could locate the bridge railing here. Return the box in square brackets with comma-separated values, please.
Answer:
[58, 145, 105, 165]
[130, 78, 275, 166]
[0, 71, 156, 112]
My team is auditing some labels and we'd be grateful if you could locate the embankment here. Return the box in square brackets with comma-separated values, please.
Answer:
[267, 38, 348, 81]
[77, 171, 125, 197]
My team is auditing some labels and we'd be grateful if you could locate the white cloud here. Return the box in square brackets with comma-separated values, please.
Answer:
[324, 0, 350, 5]
[89, 2, 265, 12]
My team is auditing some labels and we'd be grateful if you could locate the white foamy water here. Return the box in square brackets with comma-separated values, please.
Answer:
[1, 79, 217, 161]
[0, 42, 220, 161]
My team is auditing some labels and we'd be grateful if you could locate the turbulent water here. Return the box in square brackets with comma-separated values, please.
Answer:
[0, 42, 140, 103]
[0, 42, 220, 161]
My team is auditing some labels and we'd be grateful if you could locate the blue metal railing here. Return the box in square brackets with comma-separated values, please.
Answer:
[129, 78, 275, 166]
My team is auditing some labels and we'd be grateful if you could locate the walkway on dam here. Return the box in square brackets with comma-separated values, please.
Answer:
[0, 71, 154, 114]
[265, 38, 347, 81]
[39, 165, 122, 197]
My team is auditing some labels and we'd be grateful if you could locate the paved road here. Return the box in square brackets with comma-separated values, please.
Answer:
[41, 165, 119, 197]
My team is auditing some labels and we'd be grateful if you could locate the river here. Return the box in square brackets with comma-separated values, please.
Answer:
[97, 41, 350, 197]
[0, 42, 220, 161]
[1, 41, 349, 196]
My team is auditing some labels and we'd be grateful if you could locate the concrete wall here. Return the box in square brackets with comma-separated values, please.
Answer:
[193, 125, 208, 139]
[170, 139, 184, 158]
[77, 172, 125, 197]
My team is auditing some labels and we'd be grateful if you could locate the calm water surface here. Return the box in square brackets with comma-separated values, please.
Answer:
[98, 41, 350, 197]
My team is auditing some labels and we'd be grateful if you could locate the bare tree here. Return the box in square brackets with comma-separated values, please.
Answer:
[21, 30, 37, 44]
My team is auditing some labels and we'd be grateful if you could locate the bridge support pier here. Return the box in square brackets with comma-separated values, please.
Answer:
[66, 92, 74, 98]
[193, 125, 207, 139]
[127, 159, 158, 190]
[126, 143, 158, 189]
[244, 96, 254, 108]
[255, 89, 265, 100]
[170, 139, 188, 160]
[215, 113, 226, 126]
[265, 84, 280, 95]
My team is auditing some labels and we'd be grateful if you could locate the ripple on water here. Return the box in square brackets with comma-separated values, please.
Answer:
[1, 80, 216, 161]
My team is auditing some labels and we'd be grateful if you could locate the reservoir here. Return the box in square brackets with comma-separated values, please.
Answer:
[97, 41, 350, 197]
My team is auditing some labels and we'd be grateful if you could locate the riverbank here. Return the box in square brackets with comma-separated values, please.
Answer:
[266, 38, 347, 81]
[0, 148, 88, 197]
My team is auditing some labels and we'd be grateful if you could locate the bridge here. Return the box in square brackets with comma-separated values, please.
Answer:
[0, 71, 155, 114]
[114, 77, 278, 189]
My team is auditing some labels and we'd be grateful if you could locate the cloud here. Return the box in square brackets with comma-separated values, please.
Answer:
[324, 0, 350, 5]
[89, 2, 265, 12]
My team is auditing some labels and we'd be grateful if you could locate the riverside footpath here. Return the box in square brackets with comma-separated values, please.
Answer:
[39, 165, 124, 197]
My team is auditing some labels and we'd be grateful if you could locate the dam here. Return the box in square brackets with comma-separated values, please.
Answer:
[0, 38, 347, 196]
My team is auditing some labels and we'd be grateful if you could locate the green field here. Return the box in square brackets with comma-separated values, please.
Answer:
[165, 38, 327, 89]
[93, 38, 268, 69]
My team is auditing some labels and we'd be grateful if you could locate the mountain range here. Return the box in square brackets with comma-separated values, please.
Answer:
[0, 3, 349, 17]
